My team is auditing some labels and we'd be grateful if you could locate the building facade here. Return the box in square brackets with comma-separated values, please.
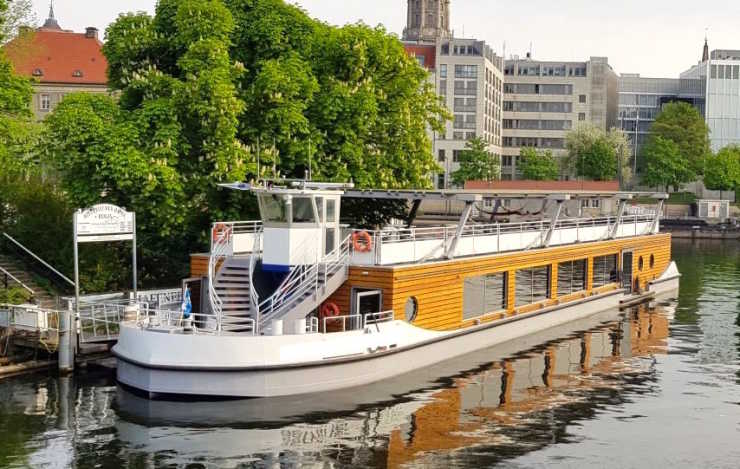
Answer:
[501, 56, 619, 180]
[3, 7, 108, 120]
[403, 0, 451, 43]
[681, 49, 740, 151]
[617, 74, 704, 172]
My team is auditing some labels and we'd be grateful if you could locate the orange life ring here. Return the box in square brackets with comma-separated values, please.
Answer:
[352, 231, 373, 253]
[212, 223, 231, 242]
[320, 302, 341, 319]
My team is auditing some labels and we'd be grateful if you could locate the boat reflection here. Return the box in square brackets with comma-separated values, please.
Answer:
[111, 303, 671, 468]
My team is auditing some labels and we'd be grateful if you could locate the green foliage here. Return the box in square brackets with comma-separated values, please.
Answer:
[0, 286, 32, 304]
[642, 136, 693, 191]
[651, 102, 711, 175]
[566, 124, 630, 182]
[519, 147, 559, 181]
[0, 0, 36, 44]
[704, 145, 740, 193]
[451, 137, 500, 186]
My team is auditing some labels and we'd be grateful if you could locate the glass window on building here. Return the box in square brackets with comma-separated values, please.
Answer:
[592, 254, 618, 288]
[578, 113, 586, 121]
[515, 266, 551, 307]
[711, 64, 718, 79]
[438, 149, 446, 162]
[437, 174, 445, 189]
[733, 65, 739, 80]
[557, 259, 587, 296]
[453, 149, 462, 162]
[440, 64, 447, 78]
[40, 94, 51, 111]
[463, 272, 507, 320]
[455, 64, 478, 79]
[579, 94, 587, 103]
[719, 65, 726, 79]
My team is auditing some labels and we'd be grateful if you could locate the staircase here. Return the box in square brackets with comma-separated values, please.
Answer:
[212, 256, 258, 333]
[0, 254, 57, 307]
[257, 235, 351, 330]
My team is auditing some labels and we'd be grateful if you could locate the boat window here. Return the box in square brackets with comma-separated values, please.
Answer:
[405, 297, 418, 322]
[326, 199, 337, 223]
[592, 254, 618, 288]
[463, 272, 507, 320]
[638, 256, 644, 271]
[315, 197, 324, 222]
[557, 259, 587, 296]
[515, 266, 551, 307]
[650, 254, 655, 269]
[292, 197, 316, 224]
[259, 194, 288, 223]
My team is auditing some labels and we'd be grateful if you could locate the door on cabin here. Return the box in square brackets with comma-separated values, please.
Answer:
[353, 289, 382, 327]
[622, 251, 633, 293]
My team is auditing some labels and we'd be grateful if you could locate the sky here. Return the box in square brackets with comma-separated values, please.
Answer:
[30, 0, 740, 78]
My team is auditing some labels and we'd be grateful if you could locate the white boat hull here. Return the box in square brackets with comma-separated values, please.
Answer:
[114, 268, 680, 398]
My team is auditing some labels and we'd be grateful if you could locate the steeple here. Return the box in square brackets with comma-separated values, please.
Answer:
[41, 1, 62, 31]
[403, 0, 451, 43]
[702, 34, 709, 62]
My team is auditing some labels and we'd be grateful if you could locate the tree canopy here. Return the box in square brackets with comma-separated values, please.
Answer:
[642, 136, 692, 191]
[451, 137, 500, 186]
[566, 124, 631, 183]
[36, 0, 449, 288]
[650, 102, 710, 175]
[704, 145, 740, 195]
[519, 147, 559, 181]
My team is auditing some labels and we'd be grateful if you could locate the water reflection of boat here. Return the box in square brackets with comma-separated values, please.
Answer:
[113, 304, 672, 467]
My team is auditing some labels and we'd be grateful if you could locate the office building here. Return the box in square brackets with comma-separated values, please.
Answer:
[501, 56, 618, 179]
[2, 6, 108, 120]
[681, 46, 740, 151]
[403, 2, 504, 189]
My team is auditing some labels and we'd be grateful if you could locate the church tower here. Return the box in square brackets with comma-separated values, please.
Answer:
[702, 37, 710, 62]
[403, 0, 451, 43]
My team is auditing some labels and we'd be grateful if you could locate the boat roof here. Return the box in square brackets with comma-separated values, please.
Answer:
[219, 182, 668, 201]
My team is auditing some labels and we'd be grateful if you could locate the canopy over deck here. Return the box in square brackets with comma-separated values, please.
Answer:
[219, 182, 668, 201]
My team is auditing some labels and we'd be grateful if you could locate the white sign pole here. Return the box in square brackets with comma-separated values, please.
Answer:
[132, 213, 137, 299]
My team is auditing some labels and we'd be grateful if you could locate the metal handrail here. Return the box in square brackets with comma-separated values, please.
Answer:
[208, 228, 232, 332]
[0, 266, 35, 295]
[3, 232, 75, 287]
[320, 310, 395, 334]
[259, 235, 352, 328]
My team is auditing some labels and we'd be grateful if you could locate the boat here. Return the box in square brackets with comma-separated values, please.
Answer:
[112, 181, 680, 398]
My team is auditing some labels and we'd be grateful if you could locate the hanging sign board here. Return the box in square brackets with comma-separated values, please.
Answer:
[75, 204, 134, 242]
[73, 204, 138, 318]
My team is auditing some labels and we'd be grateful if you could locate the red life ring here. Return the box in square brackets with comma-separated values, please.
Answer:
[352, 231, 373, 253]
[212, 223, 231, 242]
[320, 302, 341, 319]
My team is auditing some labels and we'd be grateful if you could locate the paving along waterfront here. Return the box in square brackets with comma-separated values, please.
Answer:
[0, 239, 738, 468]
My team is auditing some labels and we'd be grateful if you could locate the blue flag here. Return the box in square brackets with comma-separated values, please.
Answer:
[182, 287, 192, 319]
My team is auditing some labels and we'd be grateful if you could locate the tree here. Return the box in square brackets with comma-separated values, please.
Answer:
[566, 124, 631, 183]
[0, 0, 36, 44]
[642, 136, 692, 191]
[704, 145, 740, 198]
[651, 101, 711, 175]
[519, 147, 559, 180]
[451, 137, 500, 186]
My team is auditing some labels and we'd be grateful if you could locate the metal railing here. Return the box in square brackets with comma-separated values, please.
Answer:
[357, 214, 657, 265]
[258, 235, 352, 329]
[207, 226, 233, 333]
[0, 303, 61, 352]
[2, 232, 75, 288]
[0, 266, 35, 295]
[320, 310, 395, 334]
[133, 306, 256, 335]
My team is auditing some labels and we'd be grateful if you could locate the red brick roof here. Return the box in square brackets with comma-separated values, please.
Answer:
[3, 29, 108, 85]
[404, 44, 436, 70]
[465, 180, 621, 191]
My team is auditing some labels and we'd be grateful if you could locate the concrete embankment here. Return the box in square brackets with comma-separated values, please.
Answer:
[662, 223, 740, 240]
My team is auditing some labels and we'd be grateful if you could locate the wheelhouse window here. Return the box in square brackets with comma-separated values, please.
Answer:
[259, 194, 288, 223]
[291, 197, 316, 223]
[557, 259, 587, 296]
[515, 266, 551, 307]
[592, 254, 618, 288]
[463, 272, 507, 320]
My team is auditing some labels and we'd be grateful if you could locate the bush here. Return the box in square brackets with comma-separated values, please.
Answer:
[0, 286, 32, 305]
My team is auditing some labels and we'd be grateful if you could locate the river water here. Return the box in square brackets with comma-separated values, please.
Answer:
[0, 239, 739, 468]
